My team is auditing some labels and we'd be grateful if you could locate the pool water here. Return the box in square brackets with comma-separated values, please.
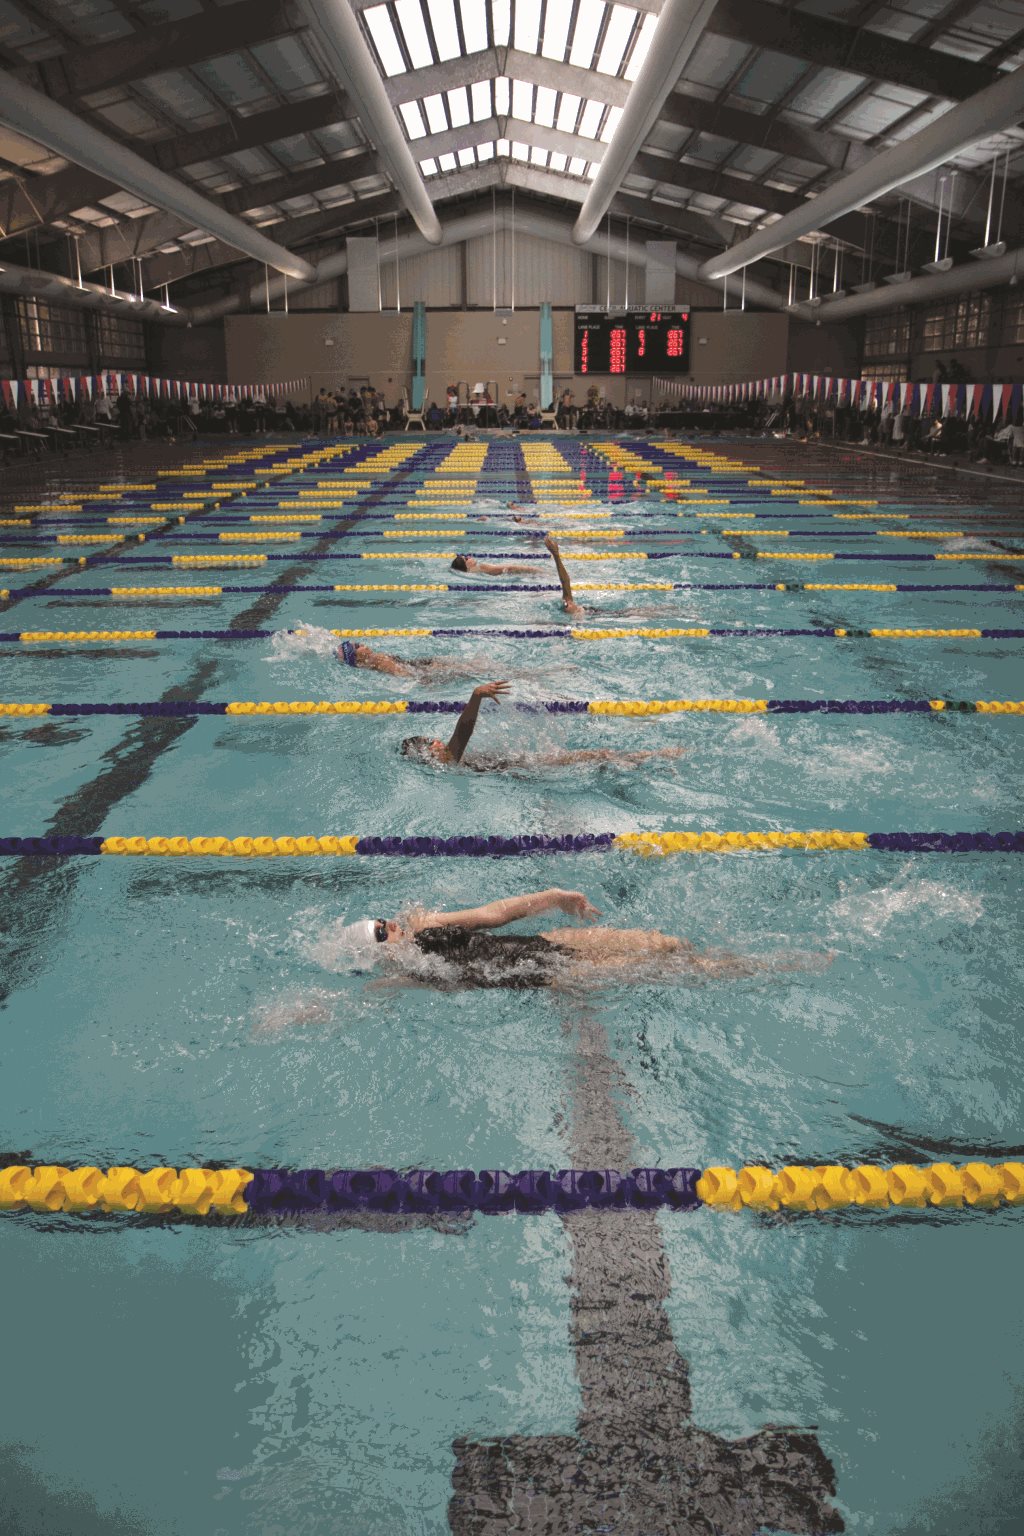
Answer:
[1, 434, 1022, 1534]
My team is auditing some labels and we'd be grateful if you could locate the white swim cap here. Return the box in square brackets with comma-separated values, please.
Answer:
[332, 917, 382, 969]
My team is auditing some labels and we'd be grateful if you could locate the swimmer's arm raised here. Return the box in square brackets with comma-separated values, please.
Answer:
[416, 888, 600, 932]
[445, 680, 510, 763]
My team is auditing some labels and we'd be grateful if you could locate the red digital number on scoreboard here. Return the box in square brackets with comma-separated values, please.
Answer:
[637, 327, 646, 358]
[580, 329, 589, 373]
[666, 327, 684, 358]
[609, 326, 627, 374]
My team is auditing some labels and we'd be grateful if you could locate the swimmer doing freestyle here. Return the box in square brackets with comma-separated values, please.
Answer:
[399, 680, 686, 771]
[338, 889, 828, 990]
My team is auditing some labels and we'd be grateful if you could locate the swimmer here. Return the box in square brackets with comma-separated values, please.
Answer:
[400, 680, 687, 771]
[337, 889, 826, 990]
[450, 553, 543, 576]
[545, 534, 583, 616]
[335, 639, 493, 679]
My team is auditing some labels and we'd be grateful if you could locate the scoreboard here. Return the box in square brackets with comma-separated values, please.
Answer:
[574, 305, 690, 375]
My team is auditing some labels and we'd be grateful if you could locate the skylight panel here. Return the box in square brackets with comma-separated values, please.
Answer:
[578, 99, 604, 138]
[428, 0, 461, 62]
[438, 151, 457, 171]
[492, 0, 511, 47]
[364, 5, 406, 76]
[399, 100, 427, 138]
[460, 0, 488, 53]
[569, 0, 604, 69]
[624, 11, 657, 80]
[530, 145, 548, 167]
[471, 80, 491, 120]
[478, 141, 495, 160]
[514, 0, 542, 53]
[458, 146, 475, 166]
[420, 156, 439, 175]
[586, 160, 599, 178]
[511, 141, 529, 161]
[395, 0, 433, 69]
[534, 85, 556, 128]
[423, 92, 448, 133]
[495, 76, 511, 116]
[496, 138, 511, 157]
[596, 5, 635, 76]
[556, 92, 581, 132]
[447, 85, 471, 127]
[550, 150, 568, 172]
[511, 79, 533, 122]
[542, 0, 573, 61]
[568, 156, 587, 176]
[599, 104, 623, 142]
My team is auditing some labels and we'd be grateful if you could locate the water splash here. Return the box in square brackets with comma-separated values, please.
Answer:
[265, 622, 341, 662]
[829, 869, 983, 942]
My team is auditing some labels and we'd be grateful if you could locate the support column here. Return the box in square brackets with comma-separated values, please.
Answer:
[411, 300, 427, 410]
[539, 301, 553, 412]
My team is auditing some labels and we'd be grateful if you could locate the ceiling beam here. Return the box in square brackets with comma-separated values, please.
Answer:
[68, 153, 380, 271]
[383, 49, 631, 111]
[707, 0, 1000, 102]
[610, 190, 733, 248]
[20, 0, 299, 101]
[147, 93, 354, 175]
[631, 150, 876, 250]
[0, 94, 360, 245]
[658, 90, 849, 171]
[414, 117, 605, 166]
[143, 194, 404, 289]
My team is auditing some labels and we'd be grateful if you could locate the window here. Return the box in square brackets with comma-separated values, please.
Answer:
[863, 307, 910, 360]
[16, 298, 89, 362]
[95, 310, 146, 368]
[919, 293, 993, 353]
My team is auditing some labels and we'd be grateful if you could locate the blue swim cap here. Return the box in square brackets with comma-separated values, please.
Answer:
[339, 640, 358, 667]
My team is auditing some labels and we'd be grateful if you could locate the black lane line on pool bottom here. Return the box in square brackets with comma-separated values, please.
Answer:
[449, 998, 844, 1535]
[0, 457, 430, 1012]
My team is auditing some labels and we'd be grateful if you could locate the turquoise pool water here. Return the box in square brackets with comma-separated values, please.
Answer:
[1, 434, 1022, 1534]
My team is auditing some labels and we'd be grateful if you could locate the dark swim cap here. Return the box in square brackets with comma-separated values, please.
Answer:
[339, 640, 359, 666]
[450, 554, 469, 572]
[400, 736, 434, 757]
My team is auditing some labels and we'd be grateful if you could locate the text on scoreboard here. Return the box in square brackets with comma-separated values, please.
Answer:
[574, 306, 690, 374]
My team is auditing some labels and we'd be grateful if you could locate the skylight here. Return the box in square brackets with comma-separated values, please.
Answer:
[578, 99, 605, 139]
[514, 0, 542, 53]
[471, 80, 491, 120]
[460, 0, 488, 53]
[534, 85, 557, 128]
[395, 0, 432, 68]
[399, 101, 427, 139]
[624, 12, 658, 80]
[364, 5, 405, 76]
[556, 93, 582, 133]
[428, 0, 461, 62]
[447, 86, 471, 128]
[569, 0, 604, 69]
[423, 93, 447, 134]
[511, 79, 533, 122]
[542, 0, 573, 61]
[596, 5, 636, 77]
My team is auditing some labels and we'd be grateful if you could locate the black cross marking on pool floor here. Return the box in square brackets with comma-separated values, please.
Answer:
[449, 1007, 844, 1534]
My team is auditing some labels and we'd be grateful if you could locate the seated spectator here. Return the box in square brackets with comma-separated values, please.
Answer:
[425, 401, 443, 429]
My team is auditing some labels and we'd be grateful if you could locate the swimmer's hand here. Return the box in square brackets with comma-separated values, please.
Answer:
[544, 533, 559, 554]
[474, 680, 510, 702]
[554, 889, 601, 921]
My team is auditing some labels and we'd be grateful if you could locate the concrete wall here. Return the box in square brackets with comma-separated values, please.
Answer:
[146, 320, 226, 383]
[223, 307, 816, 407]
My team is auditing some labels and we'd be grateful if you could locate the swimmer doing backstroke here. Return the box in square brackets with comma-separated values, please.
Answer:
[398, 680, 686, 772]
[336, 888, 829, 990]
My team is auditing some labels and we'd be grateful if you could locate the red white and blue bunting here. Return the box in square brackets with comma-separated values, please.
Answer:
[651, 374, 1023, 420]
[0, 374, 310, 410]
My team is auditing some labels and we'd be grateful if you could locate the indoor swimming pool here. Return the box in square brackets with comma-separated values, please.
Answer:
[1, 433, 1022, 1534]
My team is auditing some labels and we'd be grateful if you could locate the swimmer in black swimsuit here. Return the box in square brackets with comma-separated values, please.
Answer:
[336, 639, 484, 680]
[399, 680, 687, 772]
[450, 553, 543, 576]
[335, 889, 819, 990]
